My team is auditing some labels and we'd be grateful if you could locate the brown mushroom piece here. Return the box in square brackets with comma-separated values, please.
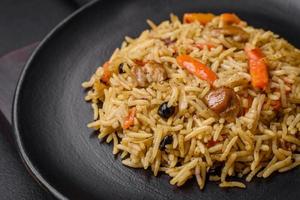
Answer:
[132, 63, 168, 87]
[211, 26, 249, 42]
[204, 87, 241, 122]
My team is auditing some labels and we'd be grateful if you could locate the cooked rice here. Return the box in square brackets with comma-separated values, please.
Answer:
[82, 13, 300, 189]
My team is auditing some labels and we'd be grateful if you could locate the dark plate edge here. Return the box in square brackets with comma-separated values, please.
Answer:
[12, 1, 100, 199]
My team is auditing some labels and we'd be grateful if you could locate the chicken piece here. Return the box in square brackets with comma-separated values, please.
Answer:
[132, 66, 147, 87]
[132, 63, 168, 87]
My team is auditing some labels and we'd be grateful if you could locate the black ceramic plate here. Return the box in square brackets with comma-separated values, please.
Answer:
[13, 0, 300, 199]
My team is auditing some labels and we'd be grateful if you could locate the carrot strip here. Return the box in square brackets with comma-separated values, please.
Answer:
[220, 13, 241, 24]
[207, 140, 219, 148]
[100, 61, 111, 83]
[176, 55, 217, 85]
[245, 47, 269, 90]
[183, 13, 215, 25]
[195, 43, 216, 50]
[123, 107, 136, 129]
[271, 100, 281, 111]
[134, 59, 146, 66]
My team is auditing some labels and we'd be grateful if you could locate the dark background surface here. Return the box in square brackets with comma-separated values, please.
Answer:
[0, 0, 77, 199]
[0, 0, 77, 57]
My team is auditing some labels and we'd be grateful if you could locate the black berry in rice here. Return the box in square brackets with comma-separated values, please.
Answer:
[159, 135, 173, 150]
[158, 102, 175, 119]
[118, 63, 125, 74]
[208, 161, 224, 176]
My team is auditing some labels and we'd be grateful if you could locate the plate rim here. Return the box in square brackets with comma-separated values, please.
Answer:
[11, 0, 300, 199]
[12, 1, 100, 199]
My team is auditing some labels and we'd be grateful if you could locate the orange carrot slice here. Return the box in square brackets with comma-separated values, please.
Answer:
[100, 61, 111, 83]
[245, 47, 269, 90]
[195, 43, 216, 50]
[220, 13, 241, 24]
[123, 107, 136, 129]
[183, 13, 215, 25]
[176, 55, 217, 85]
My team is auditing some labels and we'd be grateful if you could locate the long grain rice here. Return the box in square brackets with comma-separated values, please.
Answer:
[83, 13, 300, 190]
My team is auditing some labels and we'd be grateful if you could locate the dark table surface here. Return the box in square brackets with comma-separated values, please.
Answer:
[0, 0, 81, 199]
